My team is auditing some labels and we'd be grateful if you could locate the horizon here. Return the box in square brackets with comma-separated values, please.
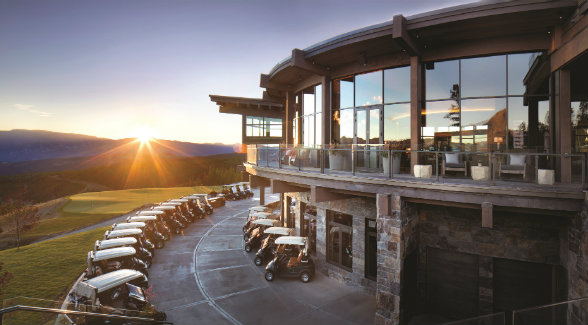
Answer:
[0, 0, 473, 144]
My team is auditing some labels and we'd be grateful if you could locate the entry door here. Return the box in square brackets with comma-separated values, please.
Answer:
[355, 105, 382, 170]
[426, 247, 479, 320]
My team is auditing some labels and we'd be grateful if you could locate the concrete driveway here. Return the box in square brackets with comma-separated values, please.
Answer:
[149, 192, 375, 325]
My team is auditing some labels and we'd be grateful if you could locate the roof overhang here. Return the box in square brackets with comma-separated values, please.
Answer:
[210, 95, 284, 118]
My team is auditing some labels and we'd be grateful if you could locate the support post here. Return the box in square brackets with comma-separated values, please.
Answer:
[554, 69, 572, 183]
[260, 187, 265, 206]
[410, 56, 423, 170]
[528, 100, 539, 148]
[322, 75, 331, 146]
[481, 202, 493, 228]
[286, 91, 296, 145]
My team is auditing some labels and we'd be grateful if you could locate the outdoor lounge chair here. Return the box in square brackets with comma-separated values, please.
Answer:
[442, 152, 467, 177]
[499, 153, 527, 179]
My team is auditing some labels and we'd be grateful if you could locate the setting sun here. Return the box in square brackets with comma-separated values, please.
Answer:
[134, 128, 155, 143]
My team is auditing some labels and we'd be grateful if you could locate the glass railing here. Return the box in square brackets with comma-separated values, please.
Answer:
[512, 297, 588, 325]
[247, 144, 587, 189]
[1, 296, 170, 325]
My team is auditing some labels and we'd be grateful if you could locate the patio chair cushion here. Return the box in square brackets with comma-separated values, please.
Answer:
[445, 163, 465, 169]
[445, 153, 460, 165]
[509, 154, 526, 166]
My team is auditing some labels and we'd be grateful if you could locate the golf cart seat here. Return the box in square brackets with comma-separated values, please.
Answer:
[287, 251, 303, 268]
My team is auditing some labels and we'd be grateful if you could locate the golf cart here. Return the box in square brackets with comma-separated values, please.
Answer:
[111, 221, 161, 250]
[264, 236, 315, 283]
[104, 229, 155, 254]
[127, 215, 168, 246]
[183, 196, 206, 219]
[168, 198, 196, 222]
[70, 269, 166, 322]
[254, 227, 293, 266]
[244, 218, 280, 243]
[243, 211, 275, 234]
[161, 201, 192, 224]
[87, 247, 149, 278]
[95, 237, 152, 266]
[231, 184, 248, 199]
[136, 210, 172, 240]
[238, 182, 254, 197]
[186, 194, 213, 215]
[152, 205, 186, 234]
[221, 184, 240, 201]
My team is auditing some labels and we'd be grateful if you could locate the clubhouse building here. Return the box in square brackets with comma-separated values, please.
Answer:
[211, 0, 588, 323]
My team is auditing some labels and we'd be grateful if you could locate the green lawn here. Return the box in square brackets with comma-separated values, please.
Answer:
[0, 227, 108, 324]
[20, 185, 220, 239]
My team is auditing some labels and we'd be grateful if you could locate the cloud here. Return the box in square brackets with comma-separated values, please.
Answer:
[14, 104, 53, 117]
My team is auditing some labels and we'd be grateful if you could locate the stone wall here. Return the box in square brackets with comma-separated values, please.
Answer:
[566, 201, 588, 322]
[284, 192, 377, 292]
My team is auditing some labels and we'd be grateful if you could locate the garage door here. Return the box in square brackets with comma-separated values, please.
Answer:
[426, 247, 479, 319]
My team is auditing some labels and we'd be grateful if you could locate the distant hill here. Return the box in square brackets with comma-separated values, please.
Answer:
[0, 129, 237, 175]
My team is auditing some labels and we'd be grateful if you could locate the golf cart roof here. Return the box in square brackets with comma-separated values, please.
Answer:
[138, 210, 164, 215]
[127, 216, 157, 223]
[74, 269, 146, 297]
[112, 222, 146, 231]
[249, 206, 267, 212]
[264, 227, 293, 236]
[253, 212, 272, 218]
[170, 198, 189, 203]
[105, 229, 142, 239]
[92, 247, 136, 261]
[95, 238, 137, 250]
[161, 202, 181, 206]
[153, 205, 175, 211]
[275, 236, 307, 246]
[252, 219, 280, 226]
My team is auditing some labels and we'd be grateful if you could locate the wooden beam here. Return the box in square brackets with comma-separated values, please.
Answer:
[271, 180, 308, 194]
[260, 73, 291, 91]
[249, 175, 270, 188]
[311, 186, 352, 204]
[291, 48, 328, 76]
[393, 15, 421, 56]
[410, 56, 422, 169]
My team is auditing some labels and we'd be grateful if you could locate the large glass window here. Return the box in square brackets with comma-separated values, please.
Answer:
[385, 66, 410, 103]
[299, 84, 322, 146]
[245, 116, 282, 138]
[384, 104, 411, 149]
[423, 53, 542, 152]
[339, 109, 354, 144]
[572, 101, 588, 153]
[327, 211, 352, 270]
[355, 71, 383, 106]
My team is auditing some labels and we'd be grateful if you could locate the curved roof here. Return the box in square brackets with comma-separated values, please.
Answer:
[153, 205, 175, 210]
[264, 0, 576, 85]
[112, 222, 146, 230]
[264, 227, 293, 236]
[92, 247, 136, 261]
[78, 269, 145, 295]
[95, 237, 137, 250]
[253, 219, 280, 226]
[127, 216, 157, 223]
[138, 210, 164, 215]
[275, 236, 306, 246]
[105, 229, 142, 239]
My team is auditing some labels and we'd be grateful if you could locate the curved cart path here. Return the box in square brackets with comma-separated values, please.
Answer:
[149, 192, 375, 325]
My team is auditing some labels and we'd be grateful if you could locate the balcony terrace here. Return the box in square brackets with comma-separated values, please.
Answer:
[246, 144, 587, 212]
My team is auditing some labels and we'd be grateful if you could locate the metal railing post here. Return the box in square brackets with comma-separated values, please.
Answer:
[298, 147, 301, 171]
[435, 151, 439, 182]
[535, 155, 539, 184]
[352, 145, 356, 176]
[278, 144, 282, 169]
[582, 154, 586, 188]
[320, 146, 325, 174]
[489, 153, 494, 186]
[388, 148, 392, 179]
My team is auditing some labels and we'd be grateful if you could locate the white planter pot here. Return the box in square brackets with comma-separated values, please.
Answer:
[538, 169, 555, 185]
[329, 153, 345, 170]
[382, 156, 401, 175]
[414, 164, 432, 178]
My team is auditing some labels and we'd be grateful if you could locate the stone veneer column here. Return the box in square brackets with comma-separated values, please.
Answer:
[353, 216, 366, 278]
[375, 193, 403, 324]
[315, 207, 328, 274]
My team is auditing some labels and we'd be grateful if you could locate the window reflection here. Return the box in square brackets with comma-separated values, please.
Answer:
[508, 53, 534, 95]
[384, 66, 410, 103]
[340, 109, 354, 144]
[315, 85, 323, 113]
[461, 98, 506, 151]
[369, 108, 380, 144]
[245, 116, 283, 138]
[384, 104, 410, 149]
[508, 97, 528, 150]
[422, 101, 461, 151]
[327, 211, 353, 270]
[356, 110, 366, 144]
[461, 56, 506, 97]
[572, 101, 588, 153]
[426, 60, 459, 100]
[333, 77, 354, 109]
[355, 71, 382, 107]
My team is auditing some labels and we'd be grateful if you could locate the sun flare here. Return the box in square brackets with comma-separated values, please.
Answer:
[134, 128, 155, 144]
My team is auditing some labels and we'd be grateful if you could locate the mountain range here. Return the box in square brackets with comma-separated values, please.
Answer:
[0, 129, 237, 175]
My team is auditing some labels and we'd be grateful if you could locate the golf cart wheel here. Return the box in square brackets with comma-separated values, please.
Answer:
[174, 228, 181, 234]
[242, 226, 247, 233]
[254, 257, 262, 266]
[264, 271, 275, 281]
[154, 311, 167, 321]
[244, 244, 252, 252]
[243, 234, 249, 241]
[156, 241, 164, 249]
[207, 210, 213, 215]
[300, 271, 311, 283]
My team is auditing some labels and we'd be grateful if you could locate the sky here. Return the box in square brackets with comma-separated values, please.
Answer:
[0, 0, 474, 144]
